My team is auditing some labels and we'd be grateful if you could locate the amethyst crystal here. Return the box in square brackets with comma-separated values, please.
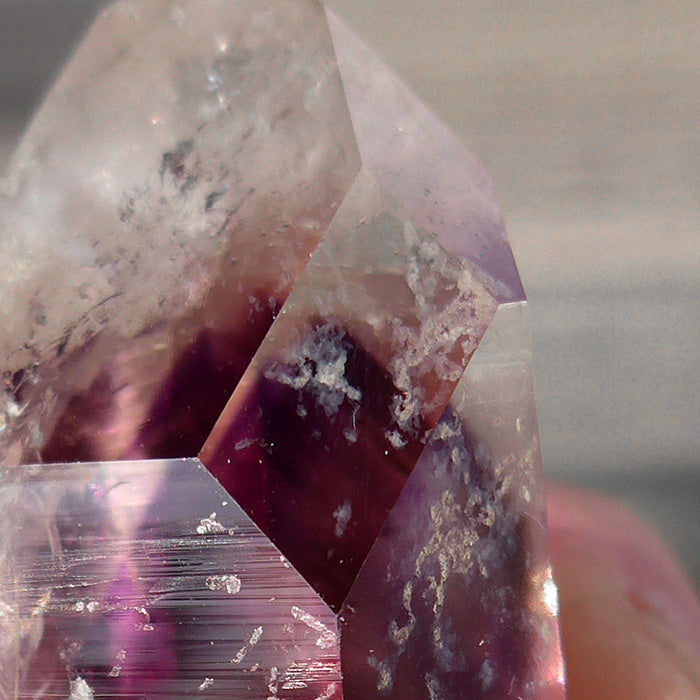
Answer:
[0, 1, 565, 698]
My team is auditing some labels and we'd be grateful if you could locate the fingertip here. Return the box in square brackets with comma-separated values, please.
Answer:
[546, 482, 700, 700]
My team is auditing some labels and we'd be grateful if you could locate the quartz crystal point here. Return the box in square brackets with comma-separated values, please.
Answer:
[0, 1, 565, 698]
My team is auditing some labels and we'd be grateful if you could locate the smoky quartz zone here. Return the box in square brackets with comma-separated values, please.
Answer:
[0, 2, 565, 699]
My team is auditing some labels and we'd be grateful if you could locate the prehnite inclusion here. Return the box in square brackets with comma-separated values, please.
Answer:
[0, 2, 565, 698]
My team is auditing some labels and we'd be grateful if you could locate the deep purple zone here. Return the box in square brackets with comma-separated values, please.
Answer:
[40, 303, 278, 462]
[202, 324, 425, 611]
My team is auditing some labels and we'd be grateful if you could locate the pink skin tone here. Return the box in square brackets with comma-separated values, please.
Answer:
[547, 483, 700, 700]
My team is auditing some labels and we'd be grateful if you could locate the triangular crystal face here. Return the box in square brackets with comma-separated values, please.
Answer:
[0, 1, 564, 698]
[0, 458, 340, 699]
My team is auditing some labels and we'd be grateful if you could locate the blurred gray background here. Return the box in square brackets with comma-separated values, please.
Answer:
[1, 0, 698, 584]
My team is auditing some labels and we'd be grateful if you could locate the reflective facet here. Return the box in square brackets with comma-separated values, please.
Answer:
[326, 9, 525, 302]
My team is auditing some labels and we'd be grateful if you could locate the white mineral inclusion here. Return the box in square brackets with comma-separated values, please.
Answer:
[315, 682, 339, 700]
[206, 574, 242, 595]
[69, 677, 94, 700]
[196, 512, 232, 534]
[198, 677, 215, 692]
[231, 625, 264, 664]
[291, 605, 338, 649]
[108, 649, 127, 678]
[332, 501, 352, 537]
[265, 324, 362, 418]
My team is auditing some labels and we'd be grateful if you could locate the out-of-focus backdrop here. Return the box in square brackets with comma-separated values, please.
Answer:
[1, 0, 698, 584]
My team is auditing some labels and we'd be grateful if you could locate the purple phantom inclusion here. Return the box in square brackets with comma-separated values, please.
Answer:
[0, 1, 565, 698]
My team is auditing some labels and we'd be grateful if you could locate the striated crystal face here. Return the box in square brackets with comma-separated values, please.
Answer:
[0, 1, 565, 698]
[0, 458, 341, 698]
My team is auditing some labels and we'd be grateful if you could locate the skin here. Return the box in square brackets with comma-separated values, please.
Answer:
[547, 483, 700, 700]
